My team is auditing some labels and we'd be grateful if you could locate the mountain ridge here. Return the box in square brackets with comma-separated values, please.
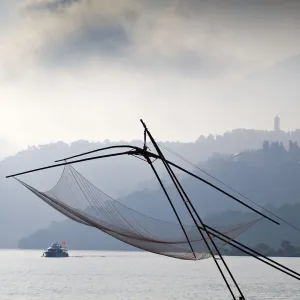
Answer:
[17, 140, 300, 251]
[2, 128, 300, 248]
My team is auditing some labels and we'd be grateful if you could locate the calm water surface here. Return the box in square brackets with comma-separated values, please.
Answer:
[1, 250, 300, 300]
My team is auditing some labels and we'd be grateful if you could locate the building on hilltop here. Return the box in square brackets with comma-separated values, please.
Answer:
[274, 115, 280, 131]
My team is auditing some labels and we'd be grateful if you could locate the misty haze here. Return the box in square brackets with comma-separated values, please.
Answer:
[1, 1, 300, 299]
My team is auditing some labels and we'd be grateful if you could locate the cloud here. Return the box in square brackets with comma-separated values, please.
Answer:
[6, 0, 298, 79]
[1, 0, 300, 149]
[2, 0, 300, 85]
[0, 138, 18, 159]
[4, 0, 300, 78]
[20, 0, 77, 12]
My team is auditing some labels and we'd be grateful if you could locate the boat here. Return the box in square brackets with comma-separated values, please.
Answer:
[42, 242, 69, 258]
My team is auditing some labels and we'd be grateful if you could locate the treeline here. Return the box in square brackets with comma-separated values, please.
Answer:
[19, 202, 300, 251]
[4, 130, 300, 248]
[223, 240, 300, 257]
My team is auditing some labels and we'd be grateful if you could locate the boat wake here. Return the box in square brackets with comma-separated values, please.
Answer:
[69, 255, 106, 258]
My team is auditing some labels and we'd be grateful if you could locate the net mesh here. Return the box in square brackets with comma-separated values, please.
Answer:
[16, 165, 259, 260]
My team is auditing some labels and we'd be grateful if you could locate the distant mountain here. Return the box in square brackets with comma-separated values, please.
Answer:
[224, 240, 300, 257]
[19, 202, 300, 251]
[18, 141, 300, 250]
[19, 220, 137, 251]
[122, 140, 300, 221]
[0, 140, 154, 248]
[3, 130, 300, 248]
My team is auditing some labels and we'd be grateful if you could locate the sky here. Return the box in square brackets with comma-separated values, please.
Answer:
[1, 0, 300, 152]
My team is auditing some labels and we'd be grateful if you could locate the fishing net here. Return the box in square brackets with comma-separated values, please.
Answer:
[16, 165, 259, 260]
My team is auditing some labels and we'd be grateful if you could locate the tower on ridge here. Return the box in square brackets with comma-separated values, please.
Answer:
[274, 115, 280, 131]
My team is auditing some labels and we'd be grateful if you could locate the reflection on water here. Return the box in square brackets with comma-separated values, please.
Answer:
[1, 250, 300, 300]
[70, 255, 106, 258]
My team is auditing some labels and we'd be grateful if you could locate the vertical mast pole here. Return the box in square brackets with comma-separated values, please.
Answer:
[141, 119, 244, 300]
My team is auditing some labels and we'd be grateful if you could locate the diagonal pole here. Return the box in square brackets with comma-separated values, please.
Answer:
[204, 224, 300, 280]
[145, 156, 197, 259]
[140, 119, 241, 300]
[6, 151, 132, 178]
[166, 162, 246, 299]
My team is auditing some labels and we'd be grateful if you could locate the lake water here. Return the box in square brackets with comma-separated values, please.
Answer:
[1, 250, 300, 300]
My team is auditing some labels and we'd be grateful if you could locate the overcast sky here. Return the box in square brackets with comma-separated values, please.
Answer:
[1, 0, 300, 151]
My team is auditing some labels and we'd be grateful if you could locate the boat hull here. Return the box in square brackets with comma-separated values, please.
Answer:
[43, 251, 69, 258]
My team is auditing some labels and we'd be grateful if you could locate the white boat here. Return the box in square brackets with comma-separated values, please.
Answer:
[42, 242, 69, 258]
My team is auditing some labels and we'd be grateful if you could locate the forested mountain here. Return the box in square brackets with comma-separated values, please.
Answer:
[18, 140, 300, 251]
[19, 202, 300, 252]
[2, 128, 300, 248]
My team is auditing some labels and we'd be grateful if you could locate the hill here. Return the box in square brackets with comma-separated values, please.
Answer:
[224, 240, 300, 257]
[18, 140, 300, 251]
[19, 202, 300, 252]
[2, 129, 300, 248]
